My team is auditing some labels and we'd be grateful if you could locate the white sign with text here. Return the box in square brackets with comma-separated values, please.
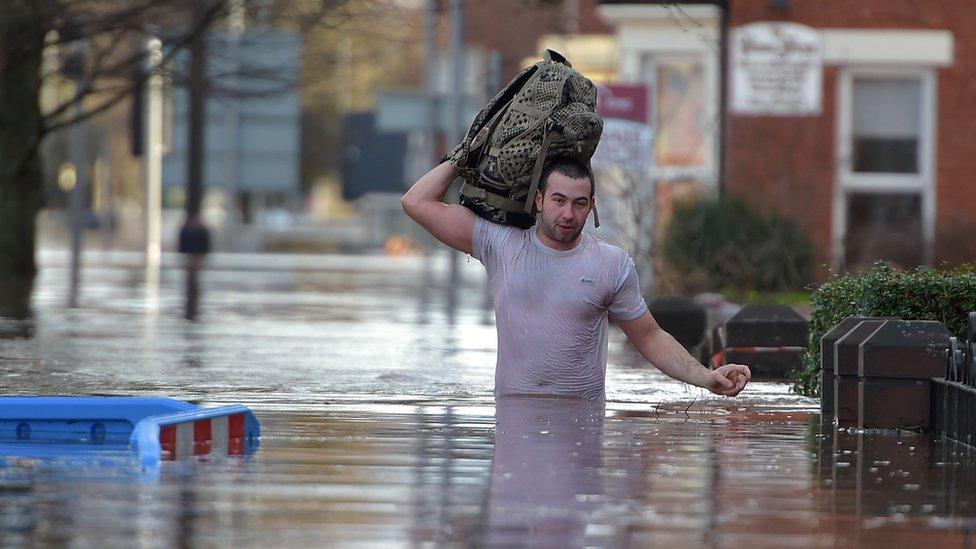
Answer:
[731, 22, 823, 116]
[592, 83, 652, 172]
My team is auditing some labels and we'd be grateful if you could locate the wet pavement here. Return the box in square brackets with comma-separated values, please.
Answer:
[1, 249, 975, 547]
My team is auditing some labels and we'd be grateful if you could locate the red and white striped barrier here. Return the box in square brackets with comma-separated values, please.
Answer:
[158, 412, 249, 460]
[131, 404, 260, 467]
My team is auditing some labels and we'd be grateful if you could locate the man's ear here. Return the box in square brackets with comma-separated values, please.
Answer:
[534, 190, 544, 213]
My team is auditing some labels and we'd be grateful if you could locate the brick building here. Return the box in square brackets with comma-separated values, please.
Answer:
[463, 0, 612, 80]
[599, 1, 976, 275]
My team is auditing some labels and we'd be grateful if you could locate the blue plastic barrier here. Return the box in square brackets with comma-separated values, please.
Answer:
[0, 397, 260, 467]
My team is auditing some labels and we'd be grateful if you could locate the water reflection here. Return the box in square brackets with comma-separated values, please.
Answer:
[483, 396, 608, 546]
[183, 255, 205, 321]
[5, 404, 976, 545]
[820, 422, 976, 541]
[0, 317, 34, 340]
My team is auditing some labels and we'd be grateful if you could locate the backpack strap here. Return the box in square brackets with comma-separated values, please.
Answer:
[523, 72, 571, 214]
[543, 49, 571, 67]
[461, 182, 527, 213]
[524, 123, 557, 214]
[586, 158, 600, 228]
[510, 102, 548, 119]
[468, 100, 513, 157]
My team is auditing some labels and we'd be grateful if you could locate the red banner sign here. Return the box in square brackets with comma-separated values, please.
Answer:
[596, 83, 650, 124]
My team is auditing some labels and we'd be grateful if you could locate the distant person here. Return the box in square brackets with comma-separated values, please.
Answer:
[401, 159, 750, 400]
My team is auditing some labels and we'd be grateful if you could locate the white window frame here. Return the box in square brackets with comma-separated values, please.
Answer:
[832, 66, 937, 269]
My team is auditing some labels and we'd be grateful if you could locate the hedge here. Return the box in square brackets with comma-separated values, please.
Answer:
[662, 195, 812, 293]
[793, 262, 976, 397]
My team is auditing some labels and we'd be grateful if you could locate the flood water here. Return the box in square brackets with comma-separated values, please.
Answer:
[1, 249, 975, 547]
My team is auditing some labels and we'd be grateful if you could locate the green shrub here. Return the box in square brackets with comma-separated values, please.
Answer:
[662, 195, 812, 292]
[792, 262, 976, 397]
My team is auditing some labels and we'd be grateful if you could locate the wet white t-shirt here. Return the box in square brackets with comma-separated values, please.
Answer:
[472, 217, 648, 400]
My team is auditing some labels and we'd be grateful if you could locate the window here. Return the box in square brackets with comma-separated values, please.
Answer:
[654, 59, 706, 168]
[851, 78, 921, 174]
[844, 192, 923, 270]
[640, 56, 709, 172]
[833, 68, 936, 270]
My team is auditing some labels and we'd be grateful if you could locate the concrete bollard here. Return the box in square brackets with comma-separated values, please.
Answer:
[721, 304, 808, 378]
[648, 296, 707, 350]
[820, 316, 896, 418]
[833, 319, 888, 426]
[857, 320, 950, 430]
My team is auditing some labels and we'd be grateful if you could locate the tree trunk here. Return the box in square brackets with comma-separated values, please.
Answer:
[0, 5, 46, 318]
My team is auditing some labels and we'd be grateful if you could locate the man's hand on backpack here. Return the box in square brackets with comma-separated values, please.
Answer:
[706, 364, 752, 397]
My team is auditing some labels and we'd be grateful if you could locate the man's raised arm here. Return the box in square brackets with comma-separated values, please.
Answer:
[401, 161, 477, 255]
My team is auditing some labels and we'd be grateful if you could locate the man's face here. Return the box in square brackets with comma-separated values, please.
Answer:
[534, 171, 593, 249]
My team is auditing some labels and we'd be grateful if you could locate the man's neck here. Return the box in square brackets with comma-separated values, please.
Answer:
[534, 226, 582, 252]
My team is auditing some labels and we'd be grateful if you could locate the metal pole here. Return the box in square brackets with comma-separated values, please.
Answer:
[59, 20, 86, 309]
[482, 50, 500, 315]
[449, 0, 463, 189]
[97, 157, 114, 250]
[68, 35, 88, 309]
[446, 0, 463, 320]
[177, 0, 212, 242]
[226, 2, 244, 224]
[68, 91, 86, 309]
[425, 0, 439, 168]
[415, 0, 440, 323]
[186, 0, 207, 225]
[180, 0, 212, 320]
[717, 0, 729, 196]
[145, 37, 164, 285]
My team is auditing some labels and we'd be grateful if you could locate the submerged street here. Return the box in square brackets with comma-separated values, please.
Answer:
[0, 250, 973, 547]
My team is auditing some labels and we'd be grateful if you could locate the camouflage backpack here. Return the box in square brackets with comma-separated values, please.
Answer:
[446, 50, 603, 229]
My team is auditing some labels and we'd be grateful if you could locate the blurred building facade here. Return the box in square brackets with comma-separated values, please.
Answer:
[363, 0, 614, 250]
[162, 29, 302, 223]
[598, 0, 976, 274]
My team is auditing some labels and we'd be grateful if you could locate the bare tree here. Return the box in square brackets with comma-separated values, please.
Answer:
[0, 0, 238, 318]
[0, 0, 383, 318]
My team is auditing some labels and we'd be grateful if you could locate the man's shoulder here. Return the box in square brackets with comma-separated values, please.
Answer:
[585, 233, 633, 263]
[474, 216, 530, 259]
[477, 216, 529, 240]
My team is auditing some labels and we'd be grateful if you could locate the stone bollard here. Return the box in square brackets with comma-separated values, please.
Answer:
[858, 320, 950, 430]
[648, 296, 707, 351]
[820, 316, 896, 418]
[834, 319, 888, 426]
[720, 304, 807, 378]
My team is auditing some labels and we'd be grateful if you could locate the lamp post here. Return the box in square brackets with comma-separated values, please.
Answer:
[60, 24, 88, 309]
[225, 1, 244, 225]
[180, 0, 213, 320]
[144, 36, 164, 296]
[446, 0, 464, 323]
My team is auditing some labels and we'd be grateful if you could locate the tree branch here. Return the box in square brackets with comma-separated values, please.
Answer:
[41, 0, 226, 134]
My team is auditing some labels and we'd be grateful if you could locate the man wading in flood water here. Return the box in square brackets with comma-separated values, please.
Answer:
[401, 158, 751, 400]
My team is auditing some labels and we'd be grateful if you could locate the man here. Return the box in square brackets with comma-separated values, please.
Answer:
[401, 158, 750, 400]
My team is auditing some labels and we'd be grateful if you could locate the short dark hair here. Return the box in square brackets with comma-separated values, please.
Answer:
[539, 158, 595, 198]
